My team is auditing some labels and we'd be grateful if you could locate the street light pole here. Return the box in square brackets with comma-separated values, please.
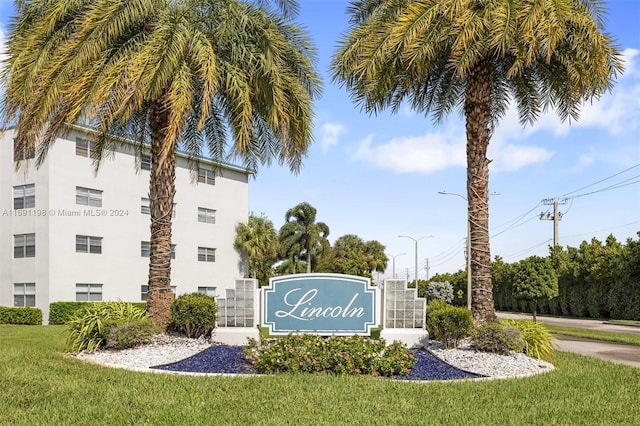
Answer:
[398, 235, 434, 288]
[386, 253, 406, 279]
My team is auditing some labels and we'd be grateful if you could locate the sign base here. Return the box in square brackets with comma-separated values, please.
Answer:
[380, 328, 429, 349]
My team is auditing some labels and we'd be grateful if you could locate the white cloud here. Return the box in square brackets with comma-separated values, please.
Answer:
[351, 123, 555, 175]
[320, 121, 346, 153]
[351, 130, 466, 174]
[491, 144, 554, 172]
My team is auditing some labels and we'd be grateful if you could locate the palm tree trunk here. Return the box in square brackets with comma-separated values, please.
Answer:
[146, 97, 176, 328]
[464, 58, 497, 324]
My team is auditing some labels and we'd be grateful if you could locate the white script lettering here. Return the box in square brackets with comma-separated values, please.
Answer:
[275, 288, 365, 321]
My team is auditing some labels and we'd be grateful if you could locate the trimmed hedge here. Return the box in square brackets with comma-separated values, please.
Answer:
[170, 293, 218, 338]
[426, 301, 474, 349]
[0, 306, 43, 325]
[50, 301, 146, 324]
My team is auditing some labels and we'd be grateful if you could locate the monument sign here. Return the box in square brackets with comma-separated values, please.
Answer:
[262, 274, 378, 335]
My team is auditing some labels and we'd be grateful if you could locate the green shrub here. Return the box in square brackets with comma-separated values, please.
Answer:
[50, 301, 146, 325]
[473, 322, 524, 354]
[65, 302, 148, 353]
[104, 318, 159, 349]
[0, 307, 42, 325]
[426, 302, 473, 348]
[244, 334, 416, 377]
[501, 319, 554, 360]
[170, 293, 218, 338]
[426, 299, 450, 316]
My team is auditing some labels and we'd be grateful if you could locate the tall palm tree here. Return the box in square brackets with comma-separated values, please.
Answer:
[2, 0, 321, 327]
[331, 0, 622, 323]
[279, 202, 330, 273]
[234, 214, 278, 285]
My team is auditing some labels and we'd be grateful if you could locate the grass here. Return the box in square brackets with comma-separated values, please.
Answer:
[606, 319, 640, 326]
[545, 325, 640, 346]
[1, 325, 640, 425]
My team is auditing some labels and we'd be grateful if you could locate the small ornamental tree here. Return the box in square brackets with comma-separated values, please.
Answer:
[427, 281, 454, 304]
[513, 256, 559, 322]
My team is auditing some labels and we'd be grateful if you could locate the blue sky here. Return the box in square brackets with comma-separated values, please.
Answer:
[1, 0, 639, 281]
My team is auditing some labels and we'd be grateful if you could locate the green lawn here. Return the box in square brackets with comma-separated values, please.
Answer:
[544, 325, 640, 346]
[1, 325, 639, 425]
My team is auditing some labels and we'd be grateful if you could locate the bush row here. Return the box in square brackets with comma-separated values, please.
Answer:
[244, 334, 416, 376]
[50, 301, 146, 324]
[492, 235, 640, 321]
[0, 306, 43, 325]
[64, 293, 218, 353]
[425, 301, 554, 360]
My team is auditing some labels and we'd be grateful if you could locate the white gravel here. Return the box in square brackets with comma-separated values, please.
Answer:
[75, 334, 212, 370]
[75, 334, 555, 378]
[429, 341, 555, 378]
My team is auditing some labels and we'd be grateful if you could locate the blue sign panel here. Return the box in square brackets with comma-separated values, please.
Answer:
[262, 274, 378, 335]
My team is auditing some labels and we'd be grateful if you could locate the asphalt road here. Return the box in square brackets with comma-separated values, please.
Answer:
[497, 312, 640, 368]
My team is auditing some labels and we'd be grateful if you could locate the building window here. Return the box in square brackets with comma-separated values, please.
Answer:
[141, 285, 176, 301]
[141, 154, 152, 171]
[76, 186, 102, 207]
[197, 207, 216, 224]
[141, 198, 150, 214]
[13, 139, 35, 161]
[75, 138, 98, 158]
[76, 284, 102, 302]
[198, 286, 217, 298]
[140, 198, 176, 217]
[198, 247, 216, 262]
[14, 233, 35, 258]
[141, 241, 175, 259]
[76, 235, 103, 254]
[13, 184, 35, 209]
[14, 283, 36, 307]
[198, 168, 215, 185]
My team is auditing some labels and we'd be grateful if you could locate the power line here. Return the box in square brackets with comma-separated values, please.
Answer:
[560, 163, 640, 198]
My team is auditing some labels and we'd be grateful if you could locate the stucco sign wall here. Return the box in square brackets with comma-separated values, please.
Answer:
[262, 274, 378, 335]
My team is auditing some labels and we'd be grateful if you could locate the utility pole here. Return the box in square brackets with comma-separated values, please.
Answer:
[424, 258, 430, 281]
[540, 198, 568, 246]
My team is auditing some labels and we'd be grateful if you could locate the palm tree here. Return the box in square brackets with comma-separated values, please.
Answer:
[331, 0, 622, 323]
[234, 214, 279, 285]
[2, 0, 321, 327]
[279, 202, 330, 273]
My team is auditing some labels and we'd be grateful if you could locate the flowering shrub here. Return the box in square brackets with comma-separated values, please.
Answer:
[244, 334, 417, 377]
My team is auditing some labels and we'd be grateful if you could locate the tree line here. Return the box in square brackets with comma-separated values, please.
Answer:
[234, 202, 387, 286]
[426, 233, 640, 321]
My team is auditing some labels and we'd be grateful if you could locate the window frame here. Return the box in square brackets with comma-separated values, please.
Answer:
[141, 285, 176, 301]
[14, 283, 36, 307]
[13, 184, 36, 210]
[75, 137, 98, 159]
[198, 246, 216, 262]
[197, 207, 216, 224]
[14, 233, 36, 258]
[76, 235, 103, 254]
[75, 283, 103, 302]
[197, 168, 215, 185]
[13, 139, 35, 161]
[141, 154, 152, 171]
[76, 186, 103, 207]
[141, 241, 175, 259]
[197, 286, 218, 298]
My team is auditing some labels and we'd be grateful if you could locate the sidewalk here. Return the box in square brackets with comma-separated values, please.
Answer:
[497, 312, 640, 368]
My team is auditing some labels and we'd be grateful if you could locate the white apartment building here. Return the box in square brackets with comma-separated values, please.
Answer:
[0, 125, 250, 323]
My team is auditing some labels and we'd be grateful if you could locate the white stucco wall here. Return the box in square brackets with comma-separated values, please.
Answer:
[0, 127, 249, 323]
